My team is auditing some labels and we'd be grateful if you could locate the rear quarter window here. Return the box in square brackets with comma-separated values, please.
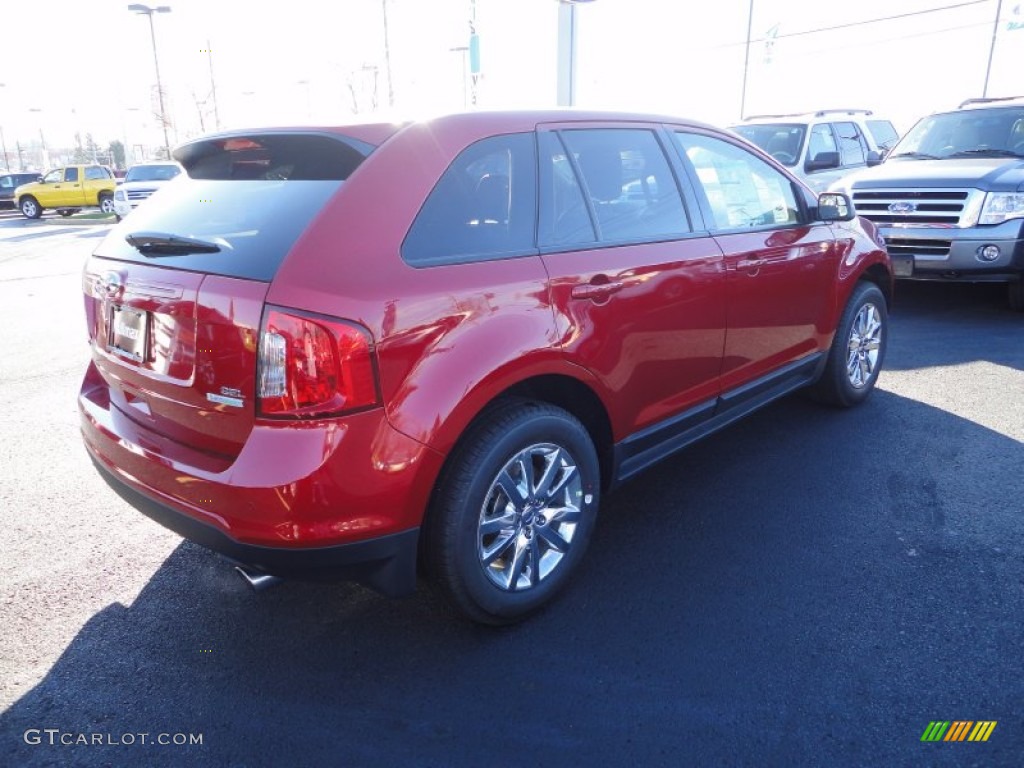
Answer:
[402, 133, 538, 267]
[95, 133, 374, 281]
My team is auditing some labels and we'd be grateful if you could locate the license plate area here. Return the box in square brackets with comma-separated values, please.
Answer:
[108, 305, 149, 362]
[891, 254, 914, 278]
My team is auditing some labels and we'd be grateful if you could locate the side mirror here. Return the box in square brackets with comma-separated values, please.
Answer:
[817, 192, 855, 222]
[866, 150, 882, 167]
[805, 151, 840, 172]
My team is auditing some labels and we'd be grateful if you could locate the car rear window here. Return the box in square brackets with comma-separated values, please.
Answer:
[95, 132, 375, 281]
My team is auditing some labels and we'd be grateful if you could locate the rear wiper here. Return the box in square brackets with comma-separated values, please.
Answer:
[947, 148, 1022, 158]
[125, 231, 222, 256]
[888, 151, 940, 160]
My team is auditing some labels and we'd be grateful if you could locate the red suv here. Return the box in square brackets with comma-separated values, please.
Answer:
[80, 112, 892, 624]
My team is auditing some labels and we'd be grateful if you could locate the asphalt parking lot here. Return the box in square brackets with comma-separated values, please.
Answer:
[0, 218, 1022, 767]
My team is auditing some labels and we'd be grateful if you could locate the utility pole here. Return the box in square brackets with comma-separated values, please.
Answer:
[207, 40, 221, 130]
[381, 0, 395, 107]
[740, 0, 754, 120]
[982, 0, 1004, 97]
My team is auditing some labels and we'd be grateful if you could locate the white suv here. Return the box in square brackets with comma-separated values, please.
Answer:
[732, 109, 899, 192]
[113, 161, 183, 220]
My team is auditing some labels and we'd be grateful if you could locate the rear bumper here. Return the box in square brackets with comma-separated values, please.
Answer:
[90, 454, 420, 595]
[80, 362, 445, 597]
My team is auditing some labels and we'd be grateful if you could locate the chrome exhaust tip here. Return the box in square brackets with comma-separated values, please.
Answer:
[234, 565, 283, 591]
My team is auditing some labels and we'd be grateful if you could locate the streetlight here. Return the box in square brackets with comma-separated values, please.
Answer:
[128, 4, 172, 158]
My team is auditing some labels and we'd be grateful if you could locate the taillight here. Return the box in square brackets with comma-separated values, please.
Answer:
[257, 308, 379, 418]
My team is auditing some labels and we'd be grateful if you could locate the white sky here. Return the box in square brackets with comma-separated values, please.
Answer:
[0, 0, 1021, 166]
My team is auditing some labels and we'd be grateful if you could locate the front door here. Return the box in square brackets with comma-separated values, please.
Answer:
[672, 130, 841, 392]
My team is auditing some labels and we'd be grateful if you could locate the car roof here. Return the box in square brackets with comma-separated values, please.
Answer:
[176, 109, 722, 152]
[957, 96, 1024, 110]
[740, 109, 879, 123]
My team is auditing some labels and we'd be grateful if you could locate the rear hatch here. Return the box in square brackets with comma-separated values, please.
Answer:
[83, 131, 376, 460]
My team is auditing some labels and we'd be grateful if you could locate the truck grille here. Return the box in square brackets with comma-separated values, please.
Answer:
[852, 189, 976, 226]
[126, 187, 159, 203]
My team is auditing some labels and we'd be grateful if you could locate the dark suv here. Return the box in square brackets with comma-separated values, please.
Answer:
[80, 111, 892, 624]
[0, 171, 42, 209]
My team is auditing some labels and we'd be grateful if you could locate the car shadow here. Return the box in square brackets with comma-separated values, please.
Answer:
[2, 390, 1022, 766]
[887, 281, 1024, 372]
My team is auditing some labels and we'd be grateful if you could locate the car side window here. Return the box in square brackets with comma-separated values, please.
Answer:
[807, 124, 837, 165]
[0, 177, 11, 189]
[42, 170, 61, 184]
[402, 133, 537, 266]
[64, 168, 80, 183]
[556, 128, 690, 243]
[85, 166, 108, 181]
[834, 121, 866, 166]
[674, 131, 800, 231]
[866, 120, 899, 151]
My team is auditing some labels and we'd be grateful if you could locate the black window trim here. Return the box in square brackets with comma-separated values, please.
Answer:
[670, 127, 814, 236]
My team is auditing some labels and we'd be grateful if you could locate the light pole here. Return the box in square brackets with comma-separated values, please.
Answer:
[0, 83, 9, 171]
[128, 4, 172, 158]
[556, 0, 596, 107]
[28, 108, 49, 170]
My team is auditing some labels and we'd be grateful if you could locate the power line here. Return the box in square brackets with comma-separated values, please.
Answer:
[721, 0, 992, 47]
[782, 20, 992, 58]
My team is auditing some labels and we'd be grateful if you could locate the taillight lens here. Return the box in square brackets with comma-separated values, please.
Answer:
[257, 308, 379, 418]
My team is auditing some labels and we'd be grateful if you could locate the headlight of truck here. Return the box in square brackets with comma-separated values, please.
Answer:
[114, 188, 127, 202]
[978, 192, 1024, 225]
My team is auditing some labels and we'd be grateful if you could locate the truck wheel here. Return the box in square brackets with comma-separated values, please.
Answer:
[20, 196, 41, 219]
[98, 194, 115, 215]
[58, 209, 73, 218]
[1009, 279, 1024, 312]
[425, 400, 601, 625]
[811, 282, 887, 407]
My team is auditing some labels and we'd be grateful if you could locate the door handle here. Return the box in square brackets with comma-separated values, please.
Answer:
[737, 258, 766, 270]
[571, 281, 624, 301]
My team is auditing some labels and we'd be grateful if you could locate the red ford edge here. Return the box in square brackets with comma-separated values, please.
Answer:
[80, 111, 892, 624]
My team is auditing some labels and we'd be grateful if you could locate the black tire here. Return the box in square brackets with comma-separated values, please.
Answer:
[425, 399, 601, 625]
[58, 209, 73, 218]
[98, 193, 115, 215]
[1008, 279, 1024, 312]
[812, 281, 888, 407]
[20, 196, 41, 219]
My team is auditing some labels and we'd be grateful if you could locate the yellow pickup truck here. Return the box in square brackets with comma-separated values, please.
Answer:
[15, 164, 118, 219]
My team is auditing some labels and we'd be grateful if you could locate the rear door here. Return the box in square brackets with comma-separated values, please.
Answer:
[537, 123, 727, 440]
[83, 132, 376, 458]
[672, 130, 840, 392]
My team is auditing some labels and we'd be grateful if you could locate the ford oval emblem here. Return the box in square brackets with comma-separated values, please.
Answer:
[888, 201, 917, 214]
[101, 271, 123, 298]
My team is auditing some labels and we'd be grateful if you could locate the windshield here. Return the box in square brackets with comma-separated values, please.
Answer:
[125, 164, 181, 182]
[888, 106, 1024, 160]
[732, 123, 806, 167]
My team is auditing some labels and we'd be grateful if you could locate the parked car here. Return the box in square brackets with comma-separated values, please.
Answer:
[831, 97, 1024, 310]
[15, 164, 117, 218]
[0, 171, 42, 209]
[80, 112, 892, 624]
[113, 161, 183, 220]
[732, 109, 900, 193]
